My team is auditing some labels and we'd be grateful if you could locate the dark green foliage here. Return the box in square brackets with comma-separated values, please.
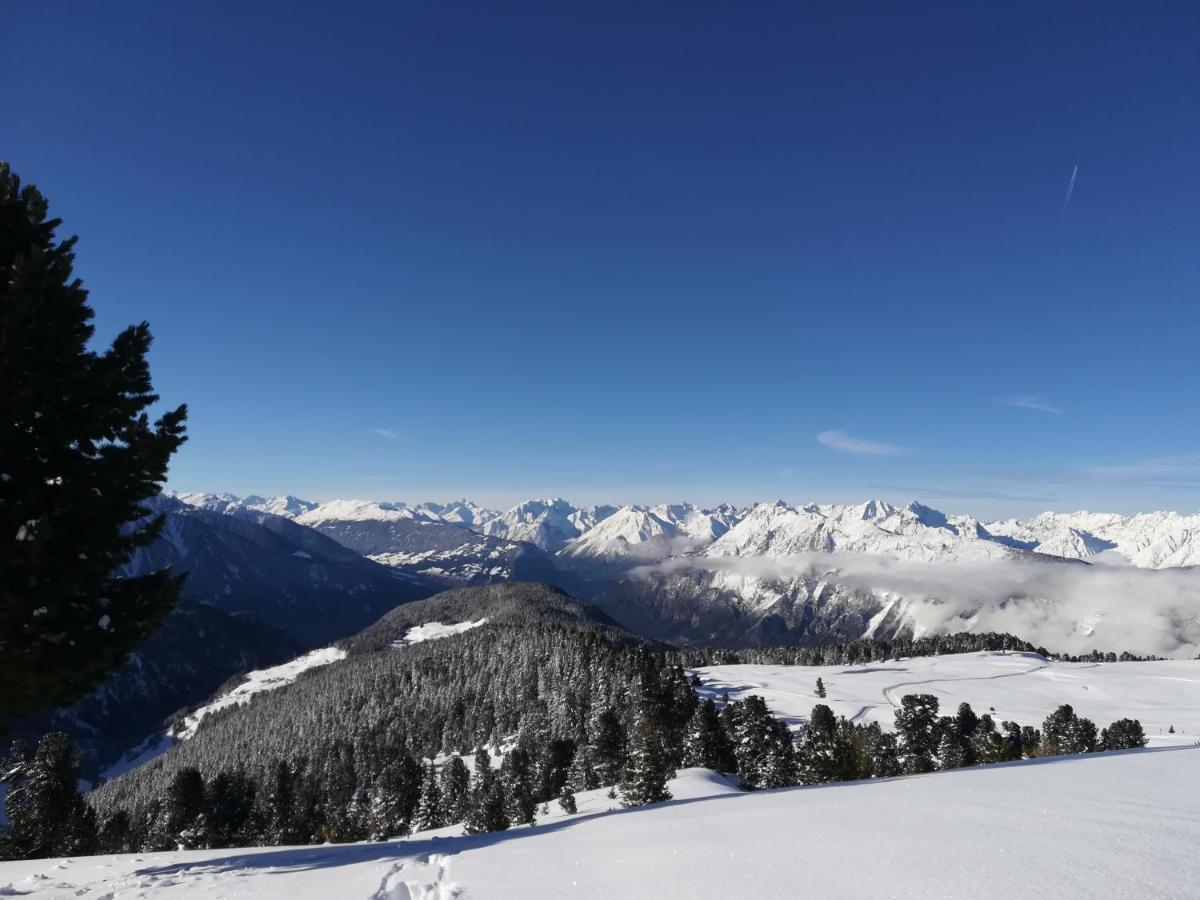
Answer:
[414, 764, 443, 832]
[894, 694, 941, 774]
[1041, 705, 1098, 756]
[0, 163, 187, 723]
[682, 699, 736, 773]
[815, 677, 826, 698]
[439, 757, 470, 824]
[1, 733, 97, 859]
[557, 784, 577, 814]
[619, 682, 674, 807]
[1101, 718, 1147, 751]
[500, 748, 538, 825]
[204, 771, 258, 849]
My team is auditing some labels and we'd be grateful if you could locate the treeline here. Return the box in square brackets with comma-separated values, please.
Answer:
[673, 631, 1163, 667]
[1, 688, 1148, 860]
[1, 662, 693, 857]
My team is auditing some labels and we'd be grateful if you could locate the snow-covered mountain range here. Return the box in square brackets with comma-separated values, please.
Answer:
[168, 492, 1200, 654]
[171, 491, 1200, 571]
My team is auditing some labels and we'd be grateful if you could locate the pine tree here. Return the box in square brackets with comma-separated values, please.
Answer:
[162, 767, 206, 850]
[557, 784, 577, 814]
[894, 694, 940, 774]
[682, 699, 736, 772]
[589, 708, 627, 788]
[0, 163, 188, 727]
[566, 742, 598, 792]
[500, 748, 538, 826]
[619, 692, 673, 807]
[263, 759, 298, 845]
[438, 756, 470, 825]
[2, 733, 97, 859]
[98, 809, 134, 854]
[463, 757, 509, 835]
[414, 764, 443, 832]
[935, 731, 966, 770]
[204, 770, 257, 849]
[815, 677, 827, 699]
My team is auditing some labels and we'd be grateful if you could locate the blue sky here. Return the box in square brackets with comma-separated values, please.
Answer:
[6, 2, 1199, 516]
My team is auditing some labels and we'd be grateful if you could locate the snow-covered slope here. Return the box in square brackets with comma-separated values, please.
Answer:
[693, 651, 1200, 746]
[390, 618, 487, 647]
[6, 750, 1197, 898]
[175, 646, 348, 740]
[986, 509, 1200, 568]
[297, 507, 564, 588]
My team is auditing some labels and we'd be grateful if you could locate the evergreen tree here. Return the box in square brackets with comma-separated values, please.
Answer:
[501, 748, 538, 825]
[865, 728, 902, 778]
[620, 689, 673, 807]
[681, 699, 735, 772]
[414, 764, 443, 832]
[438, 757, 470, 825]
[204, 771, 257, 849]
[1101, 718, 1147, 751]
[894, 694, 940, 774]
[935, 730, 966, 770]
[953, 702, 979, 766]
[566, 742, 599, 792]
[162, 767, 206, 850]
[0, 163, 188, 726]
[557, 784, 577, 815]
[263, 759, 298, 845]
[98, 809, 134, 855]
[729, 695, 793, 790]
[590, 708, 627, 788]
[2, 733, 97, 859]
[815, 677, 827, 699]
[463, 757, 509, 835]
[1042, 705, 1097, 755]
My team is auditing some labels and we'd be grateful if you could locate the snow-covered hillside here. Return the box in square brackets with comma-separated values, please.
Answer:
[693, 651, 1200, 745]
[4, 750, 1196, 898]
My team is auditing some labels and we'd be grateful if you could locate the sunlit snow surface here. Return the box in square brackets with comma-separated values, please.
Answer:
[692, 651, 1200, 744]
[4, 752, 1199, 898]
[391, 619, 488, 649]
[175, 647, 347, 740]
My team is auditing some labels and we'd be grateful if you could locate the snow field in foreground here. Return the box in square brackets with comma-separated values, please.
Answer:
[2, 750, 1197, 898]
[692, 651, 1200, 744]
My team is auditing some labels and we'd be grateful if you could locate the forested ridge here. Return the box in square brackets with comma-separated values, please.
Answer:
[1, 584, 1155, 859]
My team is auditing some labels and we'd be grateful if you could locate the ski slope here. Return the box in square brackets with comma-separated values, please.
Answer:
[2, 750, 1197, 898]
[692, 651, 1200, 744]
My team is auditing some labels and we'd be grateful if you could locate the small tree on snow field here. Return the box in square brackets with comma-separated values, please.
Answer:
[815, 677, 827, 699]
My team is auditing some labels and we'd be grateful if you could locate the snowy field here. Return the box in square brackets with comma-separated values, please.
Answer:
[693, 651, 1200, 744]
[2, 749, 1197, 898]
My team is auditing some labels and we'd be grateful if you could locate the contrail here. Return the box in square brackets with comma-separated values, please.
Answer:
[1062, 163, 1078, 210]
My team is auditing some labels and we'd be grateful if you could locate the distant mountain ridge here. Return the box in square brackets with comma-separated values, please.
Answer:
[169, 491, 1200, 571]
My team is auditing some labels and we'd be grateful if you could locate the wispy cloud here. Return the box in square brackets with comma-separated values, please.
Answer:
[1082, 455, 1200, 487]
[817, 430, 910, 457]
[1063, 163, 1078, 211]
[371, 427, 400, 440]
[868, 483, 1056, 504]
[999, 395, 1063, 415]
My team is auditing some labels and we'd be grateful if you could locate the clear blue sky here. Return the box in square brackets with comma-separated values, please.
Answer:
[7, 2, 1199, 516]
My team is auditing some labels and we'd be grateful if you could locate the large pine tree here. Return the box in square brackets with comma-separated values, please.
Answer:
[0, 163, 188, 724]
